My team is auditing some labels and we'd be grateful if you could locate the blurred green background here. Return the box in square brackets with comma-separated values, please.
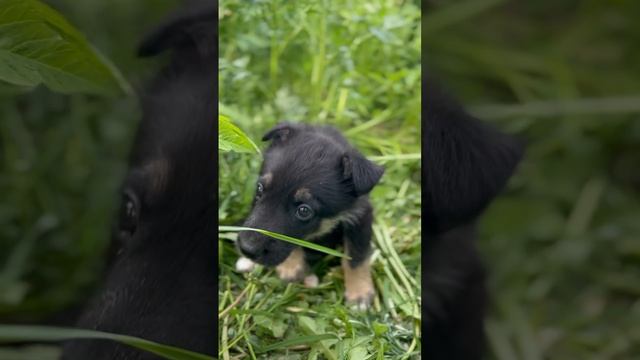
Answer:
[427, 0, 640, 358]
[0, 0, 178, 323]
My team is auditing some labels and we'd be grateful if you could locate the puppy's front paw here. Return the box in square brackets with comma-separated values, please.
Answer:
[342, 258, 375, 311]
[235, 257, 256, 273]
[276, 263, 306, 282]
[345, 284, 375, 311]
[276, 247, 307, 282]
[303, 274, 319, 288]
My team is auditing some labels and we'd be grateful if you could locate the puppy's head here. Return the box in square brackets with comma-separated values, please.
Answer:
[237, 123, 384, 266]
[423, 75, 524, 235]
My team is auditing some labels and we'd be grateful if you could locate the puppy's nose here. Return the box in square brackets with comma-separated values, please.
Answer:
[238, 235, 262, 259]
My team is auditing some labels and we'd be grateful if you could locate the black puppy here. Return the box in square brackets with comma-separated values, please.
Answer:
[62, 2, 216, 359]
[235, 123, 384, 309]
[423, 74, 523, 359]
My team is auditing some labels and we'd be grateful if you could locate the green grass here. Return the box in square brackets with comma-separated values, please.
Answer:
[427, 1, 640, 358]
[218, 0, 421, 358]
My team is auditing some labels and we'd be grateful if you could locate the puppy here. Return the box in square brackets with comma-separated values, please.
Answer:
[423, 74, 524, 359]
[234, 123, 384, 309]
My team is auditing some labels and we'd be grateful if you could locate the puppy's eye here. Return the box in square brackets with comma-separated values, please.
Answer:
[295, 204, 314, 221]
[256, 182, 264, 196]
[119, 191, 139, 237]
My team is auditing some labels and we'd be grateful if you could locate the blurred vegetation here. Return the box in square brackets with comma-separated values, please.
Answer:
[0, 0, 177, 322]
[427, 0, 640, 359]
[219, 0, 421, 358]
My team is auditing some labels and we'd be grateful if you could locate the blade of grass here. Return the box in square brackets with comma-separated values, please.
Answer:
[219, 226, 350, 259]
[0, 325, 213, 360]
[369, 153, 421, 162]
[423, 0, 507, 34]
[471, 96, 640, 119]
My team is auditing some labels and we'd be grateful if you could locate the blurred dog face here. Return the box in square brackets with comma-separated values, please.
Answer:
[423, 73, 524, 359]
[237, 123, 383, 266]
[62, 3, 217, 358]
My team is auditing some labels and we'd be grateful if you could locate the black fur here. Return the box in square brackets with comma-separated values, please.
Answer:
[237, 123, 383, 269]
[423, 74, 523, 359]
[61, 3, 216, 359]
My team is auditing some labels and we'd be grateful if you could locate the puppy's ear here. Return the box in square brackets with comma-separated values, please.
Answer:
[262, 123, 295, 143]
[424, 75, 524, 234]
[137, 2, 216, 57]
[342, 150, 385, 196]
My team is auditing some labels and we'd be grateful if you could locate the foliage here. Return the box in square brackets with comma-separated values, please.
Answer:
[219, 115, 260, 154]
[427, 0, 640, 358]
[219, 0, 421, 358]
[0, 0, 130, 96]
[0, 0, 174, 323]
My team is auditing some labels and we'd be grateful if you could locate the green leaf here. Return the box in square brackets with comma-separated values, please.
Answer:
[347, 343, 368, 360]
[218, 226, 349, 259]
[218, 115, 260, 153]
[372, 322, 388, 337]
[0, 325, 214, 360]
[253, 314, 288, 338]
[0, 0, 130, 96]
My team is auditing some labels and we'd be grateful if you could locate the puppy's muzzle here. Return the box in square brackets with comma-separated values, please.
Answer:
[238, 231, 272, 262]
[236, 230, 295, 266]
[237, 232, 267, 260]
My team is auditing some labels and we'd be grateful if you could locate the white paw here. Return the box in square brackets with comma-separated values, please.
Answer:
[235, 257, 256, 273]
[303, 274, 319, 288]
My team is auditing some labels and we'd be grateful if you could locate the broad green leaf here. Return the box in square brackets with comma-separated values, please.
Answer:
[218, 115, 260, 153]
[0, 325, 214, 360]
[0, 0, 130, 95]
[218, 226, 349, 259]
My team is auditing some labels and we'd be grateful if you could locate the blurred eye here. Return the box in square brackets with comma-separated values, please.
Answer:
[295, 204, 314, 221]
[256, 182, 264, 197]
[119, 191, 139, 237]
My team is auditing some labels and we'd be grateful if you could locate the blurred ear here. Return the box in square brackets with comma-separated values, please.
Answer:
[423, 75, 524, 234]
[342, 150, 385, 196]
[262, 122, 295, 144]
[137, 1, 216, 57]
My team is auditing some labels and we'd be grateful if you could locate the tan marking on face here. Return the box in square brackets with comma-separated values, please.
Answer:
[306, 197, 369, 240]
[144, 159, 170, 195]
[261, 172, 273, 187]
[342, 247, 375, 309]
[307, 217, 341, 240]
[276, 247, 307, 281]
[294, 187, 312, 202]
